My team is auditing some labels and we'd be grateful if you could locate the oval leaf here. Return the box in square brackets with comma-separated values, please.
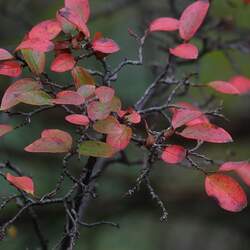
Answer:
[92, 38, 120, 54]
[65, 0, 90, 23]
[149, 17, 179, 32]
[93, 116, 121, 134]
[0, 61, 22, 77]
[65, 114, 89, 126]
[79, 141, 114, 158]
[6, 173, 34, 194]
[25, 129, 72, 153]
[229, 76, 250, 94]
[87, 101, 111, 121]
[53, 90, 85, 106]
[205, 174, 247, 212]
[0, 124, 13, 138]
[51, 53, 76, 73]
[95, 86, 115, 103]
[208, 81, 240, 95]
[169, 43, 198, 60]
[161, 145, 186, 164]
[0, 49, 14, 61]
[179, 0, 210, 41]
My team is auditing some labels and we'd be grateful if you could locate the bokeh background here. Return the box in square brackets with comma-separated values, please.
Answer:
[0, 0, 250, 249]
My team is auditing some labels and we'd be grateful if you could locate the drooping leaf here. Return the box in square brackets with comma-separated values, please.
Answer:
[29, 19, 61, 41]
[95, 86, 115, 103]
[25, 129, 72, 153]
[53, 90, 85, 105]
[65, 0, 90, 23]
[87, 101, 111, 121]
[77, 85, 96, 99]
[208, 81, 240, 95]
[0, 124, 13, 138]
[0, 61, 22, 77]
[170, 102, 209, 127]
[65, 114, 89, 126]
[58, 7, 90, 37]
[169, 43, 198, 60]
[16, 37, 54, 53]
[51, 53, 76, 73]
[92, 38, 120, 54]
[93, 116, 121, 134]
[161, 145, 186, 164]
[177, 123, 233, 143]
[179, 0, 210, 41]
[17, 90, 53, 106]
[205, 174, 247, 212]
[21, 49, 46, 75]
[106, 125, 132, 150]
[71, 66, 95, 88]
[79, 140, 114, 158]
[1, 78, 41, 110]
[149, 17, 179, 32]
[0, 49, 14, 61]
[6, 173, 34, 194]
[219, 161, 250, 187]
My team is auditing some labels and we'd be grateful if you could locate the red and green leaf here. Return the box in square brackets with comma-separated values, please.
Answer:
[71, 66, 95, 88]
[95, 86, 115, 103]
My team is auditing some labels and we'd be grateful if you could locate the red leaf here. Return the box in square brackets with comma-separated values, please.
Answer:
[208, 81, 240, 95]
[92, 38, 120, 54]
[58, 7, 90, 37]
[0, 49, 14, 61]
[16, 37, 54, 53]
[53, 91, 85, 105]
[25, 129, 72, 153]
[229, 76, 250, 94]
[95, 86, 115, 103]
[177, 123, 233, 143]
[125, 110, 141, 124]
[205, 174, 247, 212]
[1, 78, 41, 110]
[0, 61, 22, 77]
[65, 114, 89, 126]
[219, 161, 250, 187]
[29, 19, 61, 41]
[51, 53, 76, 73]
[65, 0, 90, 23]
[0, 124, 13, 138]
[161, 145, 186, 164]
[169, 43, 198, 60]
[149, 17, 179, 32]
[106, 125, 132, 150]
[170, 102, 209, 127]
[6, 173, 34, 194]
[179, 0, 210, 41]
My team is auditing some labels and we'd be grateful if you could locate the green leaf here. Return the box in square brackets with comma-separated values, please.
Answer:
[71, 66, 96, 89]
[79, 141, 114, 158]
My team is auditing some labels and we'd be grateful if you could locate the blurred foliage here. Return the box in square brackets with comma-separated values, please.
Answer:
[0, 0, 250, 249]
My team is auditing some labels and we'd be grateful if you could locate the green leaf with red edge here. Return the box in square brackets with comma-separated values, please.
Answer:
[0, 49, 14, 61]
[25, 129, 72, 153]
[92, 38, 120, 54]
[169, 43, 198, 60]
[95, 86, 115, 103]
[65, 114, 89, 126]
[161, 145, 187, 164]
[17, 90, 54, 106]
[6, 173, 34, 195]
[219, 161, 250, 187]
[16, 37, 54, 53]
[149, 17, 179, 33]
[53, 90, 85, 106]
[170, 102, 209, 127]
[79, 140, 114, 158]
[93, 116, 121, 134]
[65, 0, 90, 23]
[0, 61, 22, 77]
[179, 0, 210, 41]
[71, 66, 95, 89]
[51, 53, 76, 73]
[177, 123, 233, 143]
[77, 85, 96, 99]
[21, 49, 46, 75]
[29, 19, 61, 41]
[58, 8, 90, 38]
[205, 174, 247, 212]
[0, 124, 13, 138]
[1, 78, 41, 110]
[106, 125, 132, 150]
[87, 101, 111, 121]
